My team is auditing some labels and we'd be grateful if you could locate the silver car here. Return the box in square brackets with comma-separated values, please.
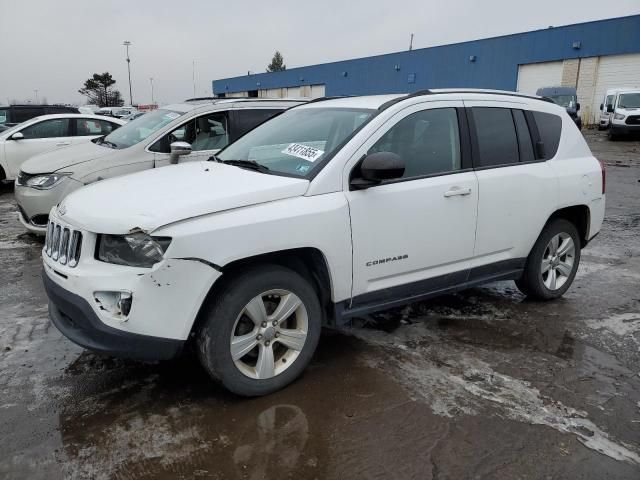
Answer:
[15, 98, 304, 233]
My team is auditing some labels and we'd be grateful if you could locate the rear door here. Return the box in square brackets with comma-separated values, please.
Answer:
[72, 118, 120, 144]
[465, 101, 557, 273]
[4, 117, 73, 177]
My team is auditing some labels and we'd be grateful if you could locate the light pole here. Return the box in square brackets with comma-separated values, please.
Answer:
[123, 41, 133, 106]
[34, 90, 39, 104]
[150, 77, 154, 104]
[192, 60, 196, 97]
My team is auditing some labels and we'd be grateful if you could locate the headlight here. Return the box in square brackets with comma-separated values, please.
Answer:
[25, 173, 70, 189]
[97, 233, 172, 268]
[614, 113, 626, 120]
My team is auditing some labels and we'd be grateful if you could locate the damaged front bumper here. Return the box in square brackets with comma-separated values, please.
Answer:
[42, 220, 222, 359]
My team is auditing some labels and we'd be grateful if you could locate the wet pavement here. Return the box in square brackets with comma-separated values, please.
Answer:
[1, 130, 639, 479]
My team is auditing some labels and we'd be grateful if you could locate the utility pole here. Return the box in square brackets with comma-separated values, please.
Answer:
[192, 60, 196, 97]
[123, 41, 133, 106]
[409, 33, 414, 51]
[34, 90, 39, 104]
[150, 77, 154, 104]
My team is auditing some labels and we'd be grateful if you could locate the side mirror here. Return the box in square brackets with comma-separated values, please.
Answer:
[169, 141, 192, 164]
[607, 104, 614, 113]
[350, 152, 405, 190]
[599, 103, 603, 111]
[576, 103, 580, 111]
[10, 132, 24, 140]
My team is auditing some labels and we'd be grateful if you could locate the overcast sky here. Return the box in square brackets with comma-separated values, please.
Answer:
[1, 0, 638, 106]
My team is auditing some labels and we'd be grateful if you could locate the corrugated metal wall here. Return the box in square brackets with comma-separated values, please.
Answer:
[213, 15, 640, 98]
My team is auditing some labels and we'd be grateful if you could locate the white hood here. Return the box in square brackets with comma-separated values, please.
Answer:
[58, 161, 309, 234]
[21, 140, 118, 174]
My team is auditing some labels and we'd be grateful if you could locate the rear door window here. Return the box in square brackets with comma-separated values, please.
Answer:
[232, 109, 283, 141]
[532, 111, 562, 159]
[471, 107, 519, 167]
[75, 118, 118, 136]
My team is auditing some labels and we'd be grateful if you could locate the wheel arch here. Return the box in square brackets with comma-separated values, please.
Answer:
[546, 204, 590, 248]
[190, 247, 335, 338]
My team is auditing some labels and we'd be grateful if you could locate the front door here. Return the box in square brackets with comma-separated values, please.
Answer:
[4, 118, 73, 177]
[346, 102, 478, 306]
[152, 111, 230, 168]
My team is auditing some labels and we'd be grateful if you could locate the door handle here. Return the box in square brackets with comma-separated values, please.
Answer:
[444, 186, 472, 197]
[56, 142, 70, 146]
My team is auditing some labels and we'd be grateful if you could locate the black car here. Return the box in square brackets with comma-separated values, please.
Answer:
[0, 104, 80, 129]
[536, 87, 582, 130]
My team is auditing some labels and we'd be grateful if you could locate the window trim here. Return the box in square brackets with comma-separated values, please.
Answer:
[19, 117, 72, 139]
[349, 106, 472, 188]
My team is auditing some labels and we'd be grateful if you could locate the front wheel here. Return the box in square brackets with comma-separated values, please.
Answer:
[516, 219, 581, 300]
[197, 265, 322, 396]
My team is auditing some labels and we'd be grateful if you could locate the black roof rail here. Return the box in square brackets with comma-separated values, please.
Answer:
[379, 89, 554, 111]
[305, 95, 350, 104]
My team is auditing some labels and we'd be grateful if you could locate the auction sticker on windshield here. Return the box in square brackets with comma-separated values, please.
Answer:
[282, 143, 324, 162]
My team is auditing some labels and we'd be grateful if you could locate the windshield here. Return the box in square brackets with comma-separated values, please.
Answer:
[218, 107, 374, 177]
[618, 93, 640, 109]
[101, 109, 184, 149]
[547, 95, 577, 108]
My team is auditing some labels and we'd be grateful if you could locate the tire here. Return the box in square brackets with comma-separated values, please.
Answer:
[608, 128, 618, 141]
[197, 264, 322, 396]
[516, 219, 581, 301]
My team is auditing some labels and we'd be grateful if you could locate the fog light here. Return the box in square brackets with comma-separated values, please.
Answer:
[94, 291, 133, 320]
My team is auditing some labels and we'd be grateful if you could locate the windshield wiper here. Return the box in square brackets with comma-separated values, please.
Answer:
[221, 159, 270, 173]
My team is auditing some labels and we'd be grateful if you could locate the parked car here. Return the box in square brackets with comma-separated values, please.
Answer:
[41, 89, 605, 396]
[121, 111, 145, 122]
[96, 106, 136, 118]
[16, 99, 303, 233]
[0, 114, 124, 183]
[601, 88, 640, 140]
[0, 104, 79, 129]
[78, 105, 100, 115]
[536, 86, 582, 130]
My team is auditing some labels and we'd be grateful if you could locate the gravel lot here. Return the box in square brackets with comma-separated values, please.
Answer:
[1, 129, 639, 479]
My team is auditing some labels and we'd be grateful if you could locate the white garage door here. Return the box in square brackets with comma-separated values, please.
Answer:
[517, 61, 563, 95]
[591, 53, 640, 118]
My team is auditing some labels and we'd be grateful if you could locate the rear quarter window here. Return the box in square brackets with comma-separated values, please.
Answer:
[532, 111, 562, 159]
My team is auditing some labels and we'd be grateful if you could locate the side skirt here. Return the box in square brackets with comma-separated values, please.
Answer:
[333, 258, 525, 326]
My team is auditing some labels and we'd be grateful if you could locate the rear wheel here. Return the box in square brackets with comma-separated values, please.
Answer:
[197, 265, 322, 396]
[516, 219, 581, 300]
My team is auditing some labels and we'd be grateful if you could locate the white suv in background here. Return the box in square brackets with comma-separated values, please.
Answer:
[0, 114, 124, 181]
[15, 99, 303, 233]
[41, 90, 605, 396]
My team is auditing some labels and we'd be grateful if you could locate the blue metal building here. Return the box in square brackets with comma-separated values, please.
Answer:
[212, 14, 640, 108]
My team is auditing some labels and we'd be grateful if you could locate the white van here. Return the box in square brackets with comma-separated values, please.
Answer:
[599, 88, 640, 139]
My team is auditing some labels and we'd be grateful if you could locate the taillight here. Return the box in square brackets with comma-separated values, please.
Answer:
[599, 160, 606, 195]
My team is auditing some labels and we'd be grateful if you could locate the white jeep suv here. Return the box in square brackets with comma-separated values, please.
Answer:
[41, 90, 605, 396]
